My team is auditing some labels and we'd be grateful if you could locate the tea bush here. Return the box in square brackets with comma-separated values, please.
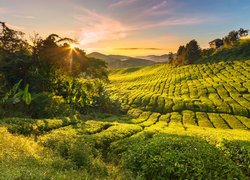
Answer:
[122, 134, 245, 179]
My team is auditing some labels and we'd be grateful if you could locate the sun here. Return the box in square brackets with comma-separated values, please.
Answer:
[70, 43, 76, 50]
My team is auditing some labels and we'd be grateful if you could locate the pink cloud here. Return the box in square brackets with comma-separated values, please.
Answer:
[73, 8, 129, 46]
[0, 7, 7, 14]
[152, 1, 168, 10]
[109, 0, 139, 8]
[71, 4, 213, 47]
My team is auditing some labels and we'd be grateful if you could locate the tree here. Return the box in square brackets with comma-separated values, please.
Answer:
[0, 22, 31, 88]
[171, 45, 186, 66]
[238, 28, 249, 37]
[177, 45, 186, 56]
[222, 28, 248, 47]
[201, 48, 215, 59]
[185, 40, 201, 64]
[0, 23, 109, 92]
[228, 31, 239, 43]
[223, 36, 231, 48]
[168, 52, 174, 64]
[0, 21, 29, 53]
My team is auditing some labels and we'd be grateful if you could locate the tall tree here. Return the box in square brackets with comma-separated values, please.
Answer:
[185, 40, 201, 64]
[177, 45, 186, 56]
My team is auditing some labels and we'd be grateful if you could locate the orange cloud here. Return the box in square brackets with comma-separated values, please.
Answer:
[74, 7, 128, 46]
[114, 47, 166, 50]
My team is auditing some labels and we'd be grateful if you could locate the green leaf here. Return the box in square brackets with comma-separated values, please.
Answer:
[22, 84, 32, 105]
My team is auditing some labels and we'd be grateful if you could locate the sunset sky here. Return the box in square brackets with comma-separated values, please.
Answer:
[1, 0, 250, 56]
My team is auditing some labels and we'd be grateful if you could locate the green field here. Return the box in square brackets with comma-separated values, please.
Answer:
[1, 60, 250, 179]
[109, 60, 250, 129]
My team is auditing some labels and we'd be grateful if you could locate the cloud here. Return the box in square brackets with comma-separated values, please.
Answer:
[131, 0, 175, 19]
[114, 47, 165, 50]
[73, 7, 129, 46]
[160, 35, 177, 40]
[109, 0, 139, 8]
[71, 3, 212, 47]
[13, 14, 35, 19]
[151, 1, 168, 10]
[0, 7, 7, 14]
[6, 23, 24, 30]
[130, 17, 205, 31]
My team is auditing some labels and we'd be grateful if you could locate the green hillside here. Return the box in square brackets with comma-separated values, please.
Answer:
[206, 39, 250, 62]
[1, 60, 249, 179]
[1, 1, 250, 178]
[109, 60, 249, 125]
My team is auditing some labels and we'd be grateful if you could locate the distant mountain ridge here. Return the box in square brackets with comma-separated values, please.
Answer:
[87, 52, 156, 69]
[137, 54, 176, 63]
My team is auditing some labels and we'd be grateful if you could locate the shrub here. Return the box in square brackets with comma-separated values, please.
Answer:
[0, 117, 35, 135]
[30, 93, 77, 118]
[218, 140, 250, 177]
[122, 134, 245, 179]
[39, 128, 107, 176]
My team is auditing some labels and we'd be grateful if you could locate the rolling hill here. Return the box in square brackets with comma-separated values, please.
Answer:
[138, 54, 177, 63]
[87, 52, 156, 69]
[1, 59, 250, 179]
[109, 60, 250, 129]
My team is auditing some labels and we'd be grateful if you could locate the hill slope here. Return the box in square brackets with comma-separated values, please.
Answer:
[87, 52, 156, 69]
[138, 54, 176, 62]
[1, 60, 250, 179]
[109, 60, 250, 129]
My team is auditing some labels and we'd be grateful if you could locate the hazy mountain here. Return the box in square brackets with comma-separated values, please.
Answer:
[138, 54, 176, 63]
[87, 52, 117, 63]
[87, 52, 156, 69]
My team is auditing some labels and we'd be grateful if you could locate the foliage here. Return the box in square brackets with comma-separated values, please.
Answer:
[0, 22, 112, 118]
[218, 140, 250, 176]
[109, 60, 250, 123]
[185, 39, 202, 64]
[0, 22, 29, 53]
[206, 39, 250, 62]
[0, 80, 32, 117]
[30, 93, 78, 118]
[53, 75, 119, 114]
[171, 40, 202, 66]
[168, 52, 174, 64]
[201, 48, 215, 59]
[1, 80, 31, 105]
[222, 28, 249, 47]
[122, 134, 244, 179]
[0, 127, 107, 179]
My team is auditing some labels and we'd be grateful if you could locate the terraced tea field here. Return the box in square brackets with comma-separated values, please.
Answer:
[1, 60, 250, 179]
[109, 60, 250, 130]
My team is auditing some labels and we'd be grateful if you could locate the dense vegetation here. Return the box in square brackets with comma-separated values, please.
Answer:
[170, 28, 249, 66]
[0, 23, 249, 179]
[0, 22, 118, 119]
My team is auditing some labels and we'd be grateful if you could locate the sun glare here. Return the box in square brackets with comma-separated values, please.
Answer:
[70, 44, 76, 49]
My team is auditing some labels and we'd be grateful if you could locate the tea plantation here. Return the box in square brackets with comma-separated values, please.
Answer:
[109, 60, 250, 129]
[0, 60, 249, 179]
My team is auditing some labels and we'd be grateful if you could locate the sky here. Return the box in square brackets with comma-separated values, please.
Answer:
[0, 0, 250, 56]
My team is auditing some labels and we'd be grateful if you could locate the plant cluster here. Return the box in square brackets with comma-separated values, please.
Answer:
[0, 22, 117, 118]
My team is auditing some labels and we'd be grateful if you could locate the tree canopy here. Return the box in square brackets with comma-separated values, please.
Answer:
[171, 40, 201, 66]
